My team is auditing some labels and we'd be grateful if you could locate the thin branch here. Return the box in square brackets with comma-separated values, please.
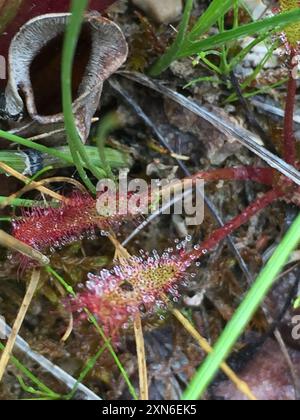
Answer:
[0, 269, 40, 382]
[133, 315, 149, 400]
[0, 230, 49, 266]
[0, 162, 65, 206]
[4, 177, 87, 208]
[109, 234, 148, 401]
[172, 309, 257, 401]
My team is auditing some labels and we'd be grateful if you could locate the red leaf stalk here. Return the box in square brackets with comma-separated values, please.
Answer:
[182, 189, 284, 265]
[283, 50, 298, 165]
[12, 167, 289, 266]
[192, 167, 275, 186]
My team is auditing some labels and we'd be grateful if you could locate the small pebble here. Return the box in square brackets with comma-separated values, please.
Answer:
[131, 0, 183, 24]
[243, 0, 268, 20]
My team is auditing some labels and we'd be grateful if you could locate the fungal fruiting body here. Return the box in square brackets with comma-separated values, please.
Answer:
[0, 1, 117, 62]
[4, 12, 128, 141]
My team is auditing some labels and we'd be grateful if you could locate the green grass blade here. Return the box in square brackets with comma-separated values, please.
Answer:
[0, 342, 59, 398]
[149, 0, 194, 76]
[95, 113, 119, 179]
[179, 9, 300, 57]
[62, 0, 104, 193]
[182, 210, 300, 400]
[0, 197, 54, 208]
[0, 146, 131, 176]
[65, 346, 106, 400]
[0, 130, 74, 164]
[189, 0, 232, 39]
[56, 146, 132, 171]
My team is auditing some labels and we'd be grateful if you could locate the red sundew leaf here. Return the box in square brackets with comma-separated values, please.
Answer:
[12, 191, 139, 266]
[12, 194, 100, 254]
[0, 0, 117, 59]
[11, 193, 111, 269]
[72, 252, 186, 338]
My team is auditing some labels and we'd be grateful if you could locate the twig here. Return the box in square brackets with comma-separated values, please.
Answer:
[0, 317, 101, 400]
[172, 309, 257, 401]
[109, 233, 149, 401]
[0, 269, 40, 382]
[25, 118, 99, 142]
[133, 315, 149, 400]
[0, 230, 49, 266]
[4, 176, 87, 208]
[0, 162, 65, 206]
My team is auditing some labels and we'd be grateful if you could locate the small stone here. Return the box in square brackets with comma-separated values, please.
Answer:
[184, 291, 205, 308]
[132, 0, 183, 24]
[243, 0, 268, 20]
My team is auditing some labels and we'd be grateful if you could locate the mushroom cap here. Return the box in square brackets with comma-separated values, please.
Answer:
[4, 12, 128, 141]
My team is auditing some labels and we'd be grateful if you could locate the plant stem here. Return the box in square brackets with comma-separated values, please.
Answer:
[65, 346, 106, 400]
[0, 269, 40, 383]
[86, 311, 139, 400]
[0, 230, 49, 266]
[95, 114, 119, 179]
[0, 147, 131, 176]
[0, 130, 74, 164]
[193, 167, 274, 185]
[184, 189, 283, 264]
[61, 0, 102, 193]
[182, 208, 300, 400]
[0, 197, 52, 208]
[283, 50, 297, 165]
[173, 309, 256, 400]
[0, 161, 64, 203]
[133, 315, 148, 400]
[149, 0, 194, 76]
[0, 342, 59, 398]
